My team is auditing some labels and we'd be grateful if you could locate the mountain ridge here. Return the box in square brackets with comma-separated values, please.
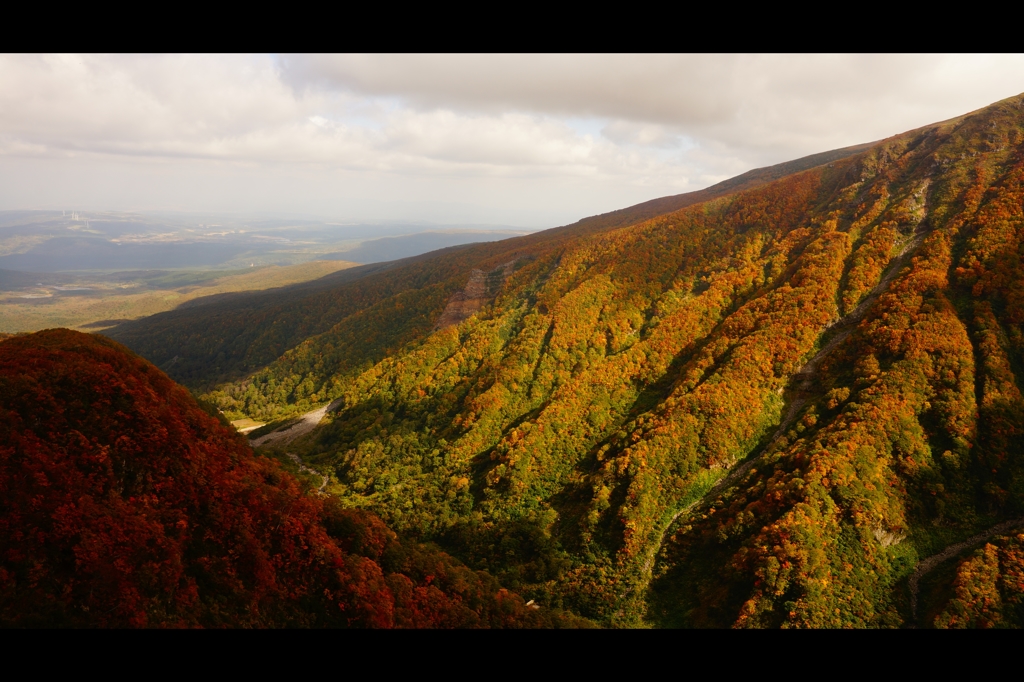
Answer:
[97, 92, 1024, 627]
[106, 139, 884, 393]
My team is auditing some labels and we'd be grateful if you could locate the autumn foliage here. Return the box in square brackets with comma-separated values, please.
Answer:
[101, 93, 1024, 627]
[934, 532, 1024, 628]
[0, 330, 588, 627]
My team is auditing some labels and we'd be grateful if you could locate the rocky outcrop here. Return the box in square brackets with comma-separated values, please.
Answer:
[433, 260, 516, 331]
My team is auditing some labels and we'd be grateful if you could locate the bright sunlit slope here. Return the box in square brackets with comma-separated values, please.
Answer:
[106, 142, 871, 393]
[107, 93, 1024, 628]
[197, 93, 1024, 629]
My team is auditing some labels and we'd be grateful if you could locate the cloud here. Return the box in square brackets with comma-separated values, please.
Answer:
[0, 54, 693, 179]
[1, 54, 1023, 225]
[601, 121, 689, 149]
[280, 54, 740, 124]
[282, 54, 1024, 157]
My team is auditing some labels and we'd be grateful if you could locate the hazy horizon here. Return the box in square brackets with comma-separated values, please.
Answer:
[0, 208, 533, 273]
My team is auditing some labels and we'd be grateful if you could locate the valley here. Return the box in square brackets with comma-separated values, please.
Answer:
[204, 94, 1024, 627]
[7, 92, 1024, 628]
[0, 260, 358, 333]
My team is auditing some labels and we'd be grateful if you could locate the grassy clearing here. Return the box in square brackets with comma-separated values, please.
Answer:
[230, 418, 266, 433]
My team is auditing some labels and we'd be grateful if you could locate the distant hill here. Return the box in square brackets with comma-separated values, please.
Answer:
[0, 212, 531, 272]
[106, 144, 872, 391]
[323, 230, 527, 264]
[0, 237, 247, 272]
[0, 261, 360, 334]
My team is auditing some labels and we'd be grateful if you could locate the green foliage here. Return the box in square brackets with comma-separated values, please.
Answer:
[118, 94, 1024, 627]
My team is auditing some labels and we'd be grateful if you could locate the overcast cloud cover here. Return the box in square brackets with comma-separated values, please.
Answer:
[2, 54, 1023, 227]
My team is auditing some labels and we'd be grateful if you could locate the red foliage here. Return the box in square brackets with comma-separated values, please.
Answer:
[0, 330, 585, 628]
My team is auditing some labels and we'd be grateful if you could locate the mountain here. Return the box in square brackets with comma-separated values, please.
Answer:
[324, 230, 528, 264]
[0, 261, 359, 334]
[104, 143, 871, 395]
[0, 329, 589, 627]
[0, 211, 529, 272]
[110, 93, 1024, 628]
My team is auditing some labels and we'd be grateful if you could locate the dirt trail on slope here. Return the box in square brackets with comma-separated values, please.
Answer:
[639, 225, 930, 584]
[250, 398, 343, 448]
[908, 517, 1024, 625]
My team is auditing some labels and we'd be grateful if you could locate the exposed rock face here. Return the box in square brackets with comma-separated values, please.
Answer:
[434, 260, 516, 330]
[250, 398, 344, 447]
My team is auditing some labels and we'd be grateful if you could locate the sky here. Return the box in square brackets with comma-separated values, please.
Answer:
[1, 54, 1023, 229]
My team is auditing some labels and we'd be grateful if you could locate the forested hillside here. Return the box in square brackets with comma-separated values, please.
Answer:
[106, 94, 1024, 627]
[0, 330, 589, 627]
[107, 142, 870, 397]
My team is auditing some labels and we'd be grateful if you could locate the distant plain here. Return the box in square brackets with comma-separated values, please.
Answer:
[0, 210, 528, 333]
[0, 261, 357, 332]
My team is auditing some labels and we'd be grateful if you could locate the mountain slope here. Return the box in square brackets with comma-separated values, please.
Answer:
[227, 94, 1024, 627]
[106, 143, 870, 396]
[104, 94, 1024, 627]
[0, 330, 589, 627]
